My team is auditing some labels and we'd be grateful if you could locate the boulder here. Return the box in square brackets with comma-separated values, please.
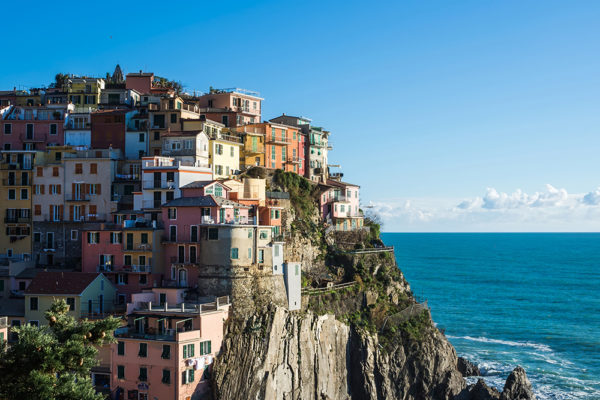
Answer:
[501, 366, 536, 400]
[458, 357, 481, 377]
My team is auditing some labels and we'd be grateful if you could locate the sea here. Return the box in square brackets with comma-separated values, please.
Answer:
[381, 233, 600, 400]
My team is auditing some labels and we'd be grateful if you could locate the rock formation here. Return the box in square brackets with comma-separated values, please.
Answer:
[457, 357, 481, 377]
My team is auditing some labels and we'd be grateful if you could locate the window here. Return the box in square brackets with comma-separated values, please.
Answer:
[110, 232, 122, 244]
[139, 367, 147, 382]
[66, 297, 75, 311]
[140, 233, 148, 244]
[208, 228, 218, 240]
[29, 321, 39, 327]
[231, 248, 238, 259]
[282, 147, 286, 162]
[214, 185, 223, 197]
[154, 131, 160, 140]
[153, 114, 165, 128]
[49, 124, 57, 135]
[29, 297, 38, 310]
[259, 230, 268, 239]
[71, 230, 78, 240]
[90, 163, 97, 174]
[34, 232, 41, 242]
[117, 365, 125, 379]
[190, 226, 198, 242]
[87, 232, 99, 244]
[162, 345, 171, 359]
[139, 274, 147, 285]
[3, 124, 11, 134]
[271, 146, 276, 160]
[34, 204, 41, 215]
[230, 146, 234, 157]
[168, 208, 177, 219]
[138, 343, 147, 357]
[118, 341, 125, 356]
[138, 133, 145, 142]
[75, 163, 82, 174]
[8, 189, 15, 200]
[162, 369, 171, 384]
[170, 113, 177, 123]
[20, 189, 28, 200]
[183, 343, 195, 358]
[124, 255, 132, 266]
[169, 226, 177, 242]
[26, 124, 33, 138]
[248, 248, 252, 259]
[200, 340, 212, 355]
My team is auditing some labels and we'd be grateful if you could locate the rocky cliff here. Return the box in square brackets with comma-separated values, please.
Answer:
[211, 169, 536, 400]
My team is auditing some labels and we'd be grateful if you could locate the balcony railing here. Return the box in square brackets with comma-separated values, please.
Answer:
[2, 179, 30, 186]
[66, 194, 91, 201]
[97, 264, 152, 273]
[285, 157, 300, 164]
[4, 216, 31, 223]
[143, 181, 176, 190]
[123, 243, 152, 252]
[266, 137, 290, 145]
[142, 199, 162, 209]
[20, 133, 48, 143]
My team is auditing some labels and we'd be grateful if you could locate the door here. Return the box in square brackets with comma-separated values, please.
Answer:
[153, 191, 161, 208]
[159, 293, 166, 306]
[153, 172, 161, 188]
[126, 233, 133, 250]
[178, 269, 187, 287]
[98, 295, 104, 314]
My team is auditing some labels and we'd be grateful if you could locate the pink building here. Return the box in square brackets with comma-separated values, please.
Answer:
[2, 105, 69, 151]
[319, 179, 364, 231]
[81, 220, 164, 303]
[195, 89, 262, 127]
[111, 289, 230, 400]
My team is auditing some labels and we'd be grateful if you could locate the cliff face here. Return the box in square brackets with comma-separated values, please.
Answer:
[212, 170, 536, 400]
[212, 306, 465, 400]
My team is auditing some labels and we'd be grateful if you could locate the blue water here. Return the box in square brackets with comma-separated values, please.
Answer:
[381, 233, 600, 400]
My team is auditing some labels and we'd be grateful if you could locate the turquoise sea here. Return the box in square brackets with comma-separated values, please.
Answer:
[381, 233, 600, 400]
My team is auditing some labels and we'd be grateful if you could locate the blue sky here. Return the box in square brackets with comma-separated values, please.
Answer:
[4, 1, 600, 231]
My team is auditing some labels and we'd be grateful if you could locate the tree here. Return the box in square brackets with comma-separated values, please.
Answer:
[51, 73, 69, 89]
[0, 300, 121, 400]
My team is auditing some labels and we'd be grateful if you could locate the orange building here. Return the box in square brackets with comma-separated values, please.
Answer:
[242, 122, 305, 175]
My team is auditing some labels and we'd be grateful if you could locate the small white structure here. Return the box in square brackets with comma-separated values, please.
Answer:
[283, 261, 302, 311]
[271, 242, 284, 275]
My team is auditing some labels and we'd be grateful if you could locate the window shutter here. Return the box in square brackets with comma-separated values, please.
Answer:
[96, 184, 101, 194]
[59, 205, 63, 220]
[69, 205, 74, 220]
[41, 185, 45, 194]
[57, 184, 61, 194]
[183, 345, 187, 358]
[207, 341, 211, 353]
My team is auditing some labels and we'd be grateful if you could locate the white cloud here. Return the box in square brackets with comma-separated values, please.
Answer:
[368, 184, 600, 232]
[582, 187, 600, 205]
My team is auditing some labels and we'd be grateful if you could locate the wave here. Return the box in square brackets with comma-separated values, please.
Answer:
[446, 335, 553, 353]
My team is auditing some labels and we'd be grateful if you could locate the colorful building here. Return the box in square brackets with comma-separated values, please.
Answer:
[81, 220, 164, 303]
[195, 88, 262, 127]
[2, 104, 71, 151]
[319, 180, 364, 231]
[270, 114, 329, 182]
[0, 150, 35, 260]
[111, 290, 230, 400]
[161, 130, 209, 168]
[133, 156, 212, 222]
[24, 271, 118, 325]
[64, 77, 105, 110]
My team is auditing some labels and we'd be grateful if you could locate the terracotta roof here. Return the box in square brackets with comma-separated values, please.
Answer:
[163, 196, 217, 207]
[25, 272, 101, 295]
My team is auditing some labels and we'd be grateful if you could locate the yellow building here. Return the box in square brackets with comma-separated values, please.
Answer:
[239, 126, 265, 169]
[65, 77, 105, 110]
[0, 150, 35, 260]
[24, 271, 117, 326]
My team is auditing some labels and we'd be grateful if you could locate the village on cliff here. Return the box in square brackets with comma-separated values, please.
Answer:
[0, 66, 367, 399]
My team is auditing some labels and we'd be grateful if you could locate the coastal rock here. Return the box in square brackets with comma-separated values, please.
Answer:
[468, 379, 501, 400]
[212, 305, 465, 400]
[457, 357, 481, 377]
[501, 367, 536, 400]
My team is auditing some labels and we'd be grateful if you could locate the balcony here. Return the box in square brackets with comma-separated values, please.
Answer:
[143, 181, 176, 190]
[20, 133, 47, 143]
[266, 137, 290, 145]
[97, 264, 152, 273]
[123, 243, 153, 252]
[66, 194, 91, 201]
[142, 199, 162, 209]
[1, 163, 33, 171]
[2, 179, 29, 186]
[4, 216, 31, 224]
[285, 157, 300, 164]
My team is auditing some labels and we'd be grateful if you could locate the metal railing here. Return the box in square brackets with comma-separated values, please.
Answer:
[142, 181, 176, 190]
[380, 301, 429, 332]
[302, 281, 356, 295]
